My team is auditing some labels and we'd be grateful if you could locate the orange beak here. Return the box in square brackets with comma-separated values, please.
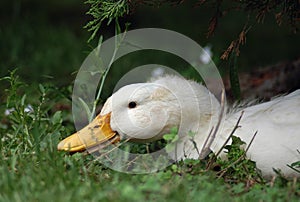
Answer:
[57, 113, 120, 152]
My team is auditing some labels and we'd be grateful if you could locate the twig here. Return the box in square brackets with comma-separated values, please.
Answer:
[85, 137, 132, 168]
[199, 88, 225, 158]
[206, 110, 244, 170]
[93, 137, 131, 159]
[287, 164, 300, 173]
[215, 110, 244, 158]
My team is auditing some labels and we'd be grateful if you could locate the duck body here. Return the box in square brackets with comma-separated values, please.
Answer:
[58, 75, 300, 177]
[216, 90, 300, 177]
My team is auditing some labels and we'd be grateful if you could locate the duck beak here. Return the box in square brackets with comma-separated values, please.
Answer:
[57, 113, 120, 152]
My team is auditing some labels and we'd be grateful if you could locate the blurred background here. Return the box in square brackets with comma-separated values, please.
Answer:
[0, 0, 299, 99]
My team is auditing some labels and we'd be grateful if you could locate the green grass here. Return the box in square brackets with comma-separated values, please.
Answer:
[0, 71, 299, 202]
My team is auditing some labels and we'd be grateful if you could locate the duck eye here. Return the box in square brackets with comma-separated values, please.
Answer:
[128, 101, 137, 109]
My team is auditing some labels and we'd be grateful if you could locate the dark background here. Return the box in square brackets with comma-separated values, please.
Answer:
[0, 0, 299, 89]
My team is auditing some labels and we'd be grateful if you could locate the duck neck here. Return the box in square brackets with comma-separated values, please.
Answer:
[174, 88, 222, 159]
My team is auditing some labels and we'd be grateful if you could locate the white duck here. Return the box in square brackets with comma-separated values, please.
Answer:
[58, 75, 300, 177]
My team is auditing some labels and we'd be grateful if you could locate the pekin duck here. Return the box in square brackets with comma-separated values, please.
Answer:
[58, 75, 300, 177]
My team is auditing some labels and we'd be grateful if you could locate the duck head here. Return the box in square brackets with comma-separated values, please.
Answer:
[57, 76, 220, 158]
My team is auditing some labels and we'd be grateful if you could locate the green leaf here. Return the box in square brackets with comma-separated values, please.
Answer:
[78, 97, 92, 122]
[51, 111, 62, 125]
[291, 161, 300, 167]
[163, 133, 176, 141]
[39, 84, 45, 94]
[165, 143, 175, 153]
[171, 164, 178, 172]
[21, 94, 26, 106]
[170, 126, 178, 134]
